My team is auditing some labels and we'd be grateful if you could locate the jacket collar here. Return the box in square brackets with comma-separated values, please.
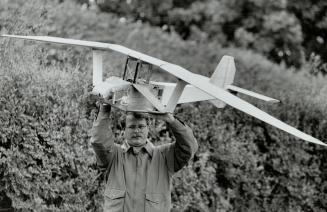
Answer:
[122, 140, 154, 157]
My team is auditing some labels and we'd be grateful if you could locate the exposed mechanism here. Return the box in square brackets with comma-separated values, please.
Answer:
[99, 56, 165, 113]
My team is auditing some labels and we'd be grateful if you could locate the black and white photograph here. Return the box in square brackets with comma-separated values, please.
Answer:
[1, 0, 326, 211]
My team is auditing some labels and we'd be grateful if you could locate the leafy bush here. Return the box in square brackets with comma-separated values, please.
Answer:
[1, 1, 327, 211]
[93, 0, 327, 72]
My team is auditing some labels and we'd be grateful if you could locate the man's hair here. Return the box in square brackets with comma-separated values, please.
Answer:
[125, 112, 151, 125]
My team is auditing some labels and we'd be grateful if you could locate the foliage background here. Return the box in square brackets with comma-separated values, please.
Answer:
[93, 0, 327, 73]
[0, 0, 327, 211]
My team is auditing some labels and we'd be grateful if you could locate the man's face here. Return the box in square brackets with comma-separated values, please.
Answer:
[125, 115, 149, 147]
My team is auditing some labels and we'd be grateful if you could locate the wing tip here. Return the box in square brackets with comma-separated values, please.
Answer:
[1, 34, 24, 38]
[317, 142, 327, 147]
[268, 99, 281, 104]
[308, 138, 327, 147]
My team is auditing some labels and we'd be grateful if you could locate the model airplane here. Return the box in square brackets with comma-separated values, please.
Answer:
[1, 34, 326, 147]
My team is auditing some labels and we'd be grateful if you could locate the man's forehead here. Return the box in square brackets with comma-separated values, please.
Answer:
[126, 115, 147, 124]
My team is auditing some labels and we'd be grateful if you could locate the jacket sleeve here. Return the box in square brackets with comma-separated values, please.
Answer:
[91, 105, 117, 170]
[165, 118, 198, 172]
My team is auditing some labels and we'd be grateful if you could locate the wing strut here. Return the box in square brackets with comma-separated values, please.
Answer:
[92, 50, 103, 86]
[133, 84, 166, 112]
[227, 85, 280, 103]
[165, 79, 187, 112]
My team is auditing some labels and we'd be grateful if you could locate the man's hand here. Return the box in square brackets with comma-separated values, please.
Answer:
[99, 103, 111, 115]
[150, 113, 175, 124]
[98, 103, 111, 117]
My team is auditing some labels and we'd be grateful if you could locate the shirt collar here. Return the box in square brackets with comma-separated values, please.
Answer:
[122, 140, 154, 157]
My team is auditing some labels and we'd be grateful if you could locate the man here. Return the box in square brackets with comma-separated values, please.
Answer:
[91, 104, 198, 212]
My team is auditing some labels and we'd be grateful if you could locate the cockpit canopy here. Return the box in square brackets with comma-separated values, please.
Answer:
[123, 57, 153, 84]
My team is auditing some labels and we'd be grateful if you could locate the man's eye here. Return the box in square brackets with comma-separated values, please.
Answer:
[127, 125, 146, 130]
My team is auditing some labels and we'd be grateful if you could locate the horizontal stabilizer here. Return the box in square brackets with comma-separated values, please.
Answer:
[227, 85, 280, 103]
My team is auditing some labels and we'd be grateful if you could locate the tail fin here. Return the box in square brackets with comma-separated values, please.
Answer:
[209, 55, 236, 108]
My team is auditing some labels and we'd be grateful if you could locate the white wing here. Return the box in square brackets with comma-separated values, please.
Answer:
[2, 34, 325, 146]
[159, 65, 326, 146]
[0, 34, 169, 65]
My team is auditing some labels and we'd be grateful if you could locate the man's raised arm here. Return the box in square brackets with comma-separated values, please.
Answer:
[91, 104, 116, 170]
[154, 113, 198, 172]
[167, 117, 198, 172]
